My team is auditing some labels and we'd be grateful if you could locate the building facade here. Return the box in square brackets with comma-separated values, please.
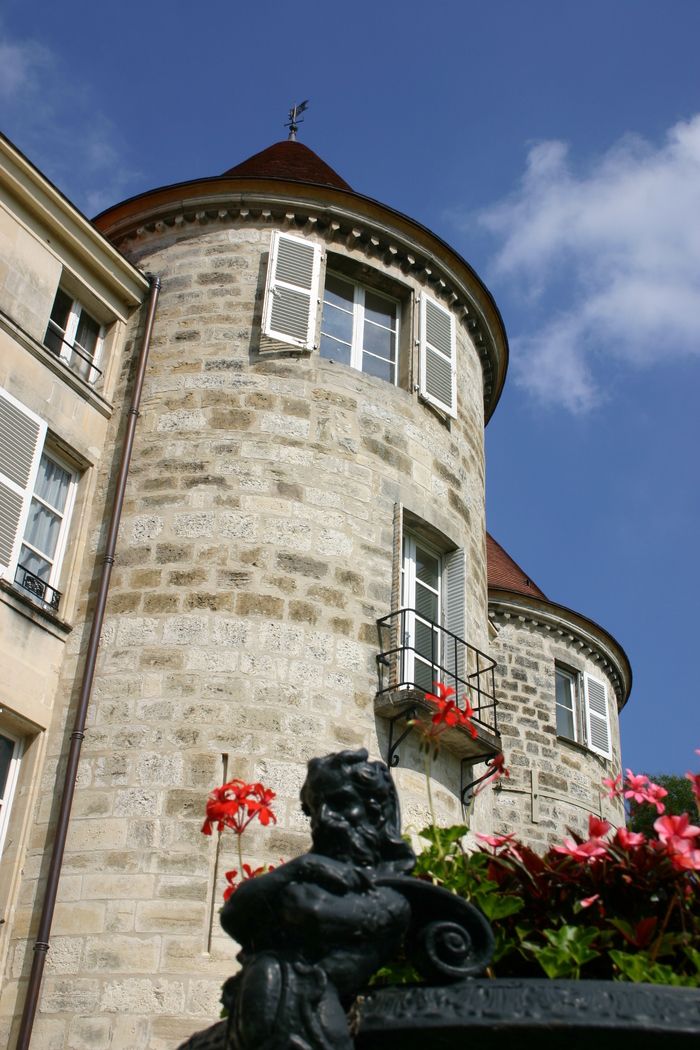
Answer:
[0, 137, 629, 1048]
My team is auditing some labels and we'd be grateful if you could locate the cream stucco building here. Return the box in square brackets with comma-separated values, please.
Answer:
[0, 134, 630, 1048]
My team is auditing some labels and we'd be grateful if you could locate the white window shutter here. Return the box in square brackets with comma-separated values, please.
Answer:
[419, 294, 457, 418]
[584, 672, 612, 758]
[0, 389, 46, 574]
[262, 232, 321, 349]
[443, 547, 466, 689]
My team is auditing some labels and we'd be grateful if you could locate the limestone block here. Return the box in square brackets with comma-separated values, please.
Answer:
[41, 977, 100, 1013]
[51, 901, 107, 936]
[84, 934, 161, 973]
[135, 900, 206, 934]
[99, 977, 186, 1014]
[67, 1016, 113, 1050]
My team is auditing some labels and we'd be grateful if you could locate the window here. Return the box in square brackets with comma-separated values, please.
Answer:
[0, 387, 77, 613]
[261, 232, 458, 411]
[401, 531, 465, 692]
[320, 274, 399, 384]
[0, 730, 22, 856]
[44, 287, 104, 383]
[555, 666, 578, 740]
[555, 664, 612, 759]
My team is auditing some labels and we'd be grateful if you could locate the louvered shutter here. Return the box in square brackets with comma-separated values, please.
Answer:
[262, 232, 321, 349]
[0, 389, 46, 574]
[584, 673, 612, 758]
[419, 294, 457, 417]
[443, 548, 466, 691]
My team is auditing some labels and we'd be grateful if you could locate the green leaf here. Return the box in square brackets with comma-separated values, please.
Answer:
[475, 892, 524, 921]
[611, 950, 698, 986]
[684, 945, 700, 974]
[418, 825, 469, 847]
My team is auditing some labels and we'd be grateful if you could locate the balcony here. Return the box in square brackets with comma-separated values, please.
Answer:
[14, 563, 62, 612]
[44, 325, 102, 384]
[375, 609, 501, 763]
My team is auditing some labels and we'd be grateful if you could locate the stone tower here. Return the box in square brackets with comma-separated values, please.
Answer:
[1, 139, 629, 1048]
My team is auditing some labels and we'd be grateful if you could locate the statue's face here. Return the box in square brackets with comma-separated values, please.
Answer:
[308, 779, 382, 864]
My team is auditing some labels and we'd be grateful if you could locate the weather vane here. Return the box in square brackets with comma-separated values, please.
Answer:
[285, 100, 309, 141]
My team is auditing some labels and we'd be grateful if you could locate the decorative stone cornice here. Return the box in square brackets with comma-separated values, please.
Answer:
[93, 180, 508, 421]
[488, 590, 632, 708]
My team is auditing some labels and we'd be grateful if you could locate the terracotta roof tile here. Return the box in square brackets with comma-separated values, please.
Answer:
[223, 141, 352, 191]
[486, 533, 547, 599]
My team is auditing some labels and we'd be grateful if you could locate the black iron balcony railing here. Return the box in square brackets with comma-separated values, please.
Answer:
[44, 327, 102, 383]
[14, 563, 62, 612]
[376, 608, 498, 735]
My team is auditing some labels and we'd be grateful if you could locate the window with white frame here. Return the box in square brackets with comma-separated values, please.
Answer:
[44, 287, 104, 384]
[261, 232, 458, 412]
[0, 387, 78, 613]
[555, 665, 579, 741]
[320, 274, 399, 384]
[555, 663, 611, 759]
[401, 530, 466, 693]
[0, 729, 22, 856]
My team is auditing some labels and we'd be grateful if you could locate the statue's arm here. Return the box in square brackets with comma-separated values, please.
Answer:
[220, 854, 359, 944]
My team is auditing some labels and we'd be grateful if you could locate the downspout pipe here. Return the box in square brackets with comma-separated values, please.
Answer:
[15, 274, 161, 1050]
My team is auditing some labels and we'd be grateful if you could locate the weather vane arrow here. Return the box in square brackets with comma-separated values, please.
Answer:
[285, 100, 309, 141]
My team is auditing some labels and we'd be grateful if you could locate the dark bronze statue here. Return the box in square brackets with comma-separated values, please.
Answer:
[179, 749, 493, 1050]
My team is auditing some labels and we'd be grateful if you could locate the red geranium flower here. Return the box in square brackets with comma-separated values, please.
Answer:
[588, 815, 611, 839]
[222, 862, 276, 900]
[202, 779, 276, 836]
[413, 682, 479, 747]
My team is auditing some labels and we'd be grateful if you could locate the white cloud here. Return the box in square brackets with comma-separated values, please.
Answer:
[0, 36, 49, 97]
[477, 116, 700, 412]
[0, 24, 139, 215]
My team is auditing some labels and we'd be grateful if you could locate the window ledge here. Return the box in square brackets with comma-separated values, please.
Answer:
[556, 734, 610, 763]
[0, 579, 72, 638]
[0, 309, 114, 419]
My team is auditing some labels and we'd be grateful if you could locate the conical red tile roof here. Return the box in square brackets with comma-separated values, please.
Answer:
[223, 140, 352, 191]
[486, 533, 547, 599]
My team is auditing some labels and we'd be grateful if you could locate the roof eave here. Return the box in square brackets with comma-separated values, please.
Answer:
[488, 587, 633, 709]
[93, 173, 509, 420]
[1, 133, 149, 307]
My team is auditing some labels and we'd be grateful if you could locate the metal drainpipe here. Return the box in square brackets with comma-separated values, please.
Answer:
[15, 274, 161, 1050]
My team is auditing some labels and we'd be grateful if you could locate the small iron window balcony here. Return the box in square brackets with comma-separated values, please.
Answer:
[375, 609, 500, 762]
[44, 288, 104, 384]
[14, 563, 62, 612]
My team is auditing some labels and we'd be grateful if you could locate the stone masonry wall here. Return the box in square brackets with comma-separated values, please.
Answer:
[6, 214, 493, 1049]
[488, 610, 625, 852]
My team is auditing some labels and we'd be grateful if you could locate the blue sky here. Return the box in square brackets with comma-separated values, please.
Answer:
[2, 0, 699, 775]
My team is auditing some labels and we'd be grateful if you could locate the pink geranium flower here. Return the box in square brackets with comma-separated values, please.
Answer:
[602, 773, 623, 799]
[686, 770, 700, 804]
[654, 813, 700, 846]
[580, 894, 601, 909]
[623, 770, 650, 804]
[615, 826, 646, 849]
[669, 849, 700, 871]
[644, 782, 668, 814]
[477, 832, 517, 849]
[552, 837, 608, 861]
